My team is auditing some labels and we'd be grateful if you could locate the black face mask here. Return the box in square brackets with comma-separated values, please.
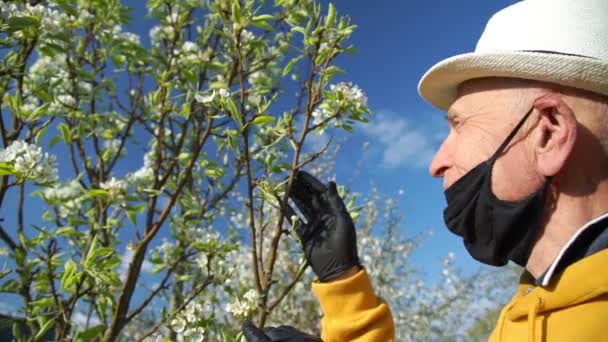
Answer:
[443, 107, 551, 267]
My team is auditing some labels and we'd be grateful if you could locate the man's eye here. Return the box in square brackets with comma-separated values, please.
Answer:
[448, 118, 461, 128]
[444, 115, 461, 128]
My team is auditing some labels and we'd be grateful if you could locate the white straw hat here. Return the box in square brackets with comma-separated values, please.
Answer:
[418, 0, 608, 110]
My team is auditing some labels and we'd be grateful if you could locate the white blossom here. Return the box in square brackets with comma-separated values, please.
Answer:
[311, 107, 330, 126]
[0, 140, 58, 184]
[195, 92, 216, 104]
[100, 177, 127, 197]
[226, 289, 258, 319]
[171, 317, 186, 333]
[103, 139, 123, 156]
[330, 82, 368, 108]
[218, 88, 230, 98]
[0, 3, 18, 20]
[240, 30, 255, 43]
[175, 41, 201, 65]
[248, 71, 267, 85]
[43, 180, 84, 218]
[127, 152, 154, 183]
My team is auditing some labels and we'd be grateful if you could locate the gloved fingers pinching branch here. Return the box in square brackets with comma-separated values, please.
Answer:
[284, 170, 361, 282]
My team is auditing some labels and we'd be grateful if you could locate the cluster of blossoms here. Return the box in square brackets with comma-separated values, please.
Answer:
[28, 54, 91, 114]
[127, 151, 155, 185]
[225, 289, 259, 319]
[240, 30, 255, 44]
[248, 71, 268, 87]
[250, 125, 288, 165]
[102, 25, 141, 46]
[2, 2, 68, 39]
[149, 25, 175, 48]
[0, 140, 58, 184]
[149, 6, 186, 48]
[311, 82, 368, 129]
[42, 180, 84, 218]
[103, 139, 123, 158]
[174, 41, 206, 65]
[99, 25, 142, 66]
[150, 238, 175, 265]
[170, 302, 208, 342]
[194, 88, 230, 104]
[100, 177, 127, 199]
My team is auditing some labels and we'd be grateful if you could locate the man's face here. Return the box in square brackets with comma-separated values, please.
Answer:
[428, 78, 544, 201]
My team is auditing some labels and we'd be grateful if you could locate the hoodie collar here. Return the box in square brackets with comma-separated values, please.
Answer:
[508, 248, 608, 321]
[536, 212, 608, 287]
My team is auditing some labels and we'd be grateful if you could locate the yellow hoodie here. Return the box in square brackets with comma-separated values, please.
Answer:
[490, 249, 608, 342]
[311, 250, 608, 342]
[312, 269, 395, 341]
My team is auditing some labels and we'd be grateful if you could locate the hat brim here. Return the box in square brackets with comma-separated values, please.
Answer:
[418, 51, 608, 110]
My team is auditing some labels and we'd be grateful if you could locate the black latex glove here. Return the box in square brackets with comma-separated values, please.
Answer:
[285, 171, 360, 282]
[242, 321, 322, 342]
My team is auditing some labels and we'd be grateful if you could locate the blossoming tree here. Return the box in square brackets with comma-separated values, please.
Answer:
[0, 0, 513, 341]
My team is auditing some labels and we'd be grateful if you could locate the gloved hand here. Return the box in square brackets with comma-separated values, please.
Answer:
[242, 321, 322, 342]
[285, 171, 360, 282]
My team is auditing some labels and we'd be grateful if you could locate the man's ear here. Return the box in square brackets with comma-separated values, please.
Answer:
[532, 93, 578, 177]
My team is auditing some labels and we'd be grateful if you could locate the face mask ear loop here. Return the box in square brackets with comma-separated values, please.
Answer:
[487, 106, 536, 165]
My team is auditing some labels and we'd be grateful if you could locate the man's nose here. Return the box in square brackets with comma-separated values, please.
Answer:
[429, 137, 452, 178]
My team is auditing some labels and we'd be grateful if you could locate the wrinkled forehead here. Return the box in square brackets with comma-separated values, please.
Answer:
[449, 78, 531, 117]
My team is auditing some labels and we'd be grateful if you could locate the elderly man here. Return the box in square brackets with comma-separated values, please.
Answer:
[244, 0, 608, 341]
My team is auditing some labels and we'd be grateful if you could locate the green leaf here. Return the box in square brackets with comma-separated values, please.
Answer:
[7, 16, 40, 31]
[1, 279, 19, 293]
[177, 274, 194, 282]
[78, 325, 105, 340]
[142, 188, 162, 196]
[85, 235, 99, 264]
[231, 1, 241, 25]
[252, 115, 275, 126]
[61, 259, 78, 290]
[315, 47, 331, 65]
[101, 130, 114, 139]
[251, 20, 274, 31]
[204, 167, 224, 179]
[30, 297, 54, 309]
[35, 125, 49, 145]
[53, 0, 78, 17]
[49, 135, 62, 148]
[210, 81, 228, 89]
[253, 14, 275, 21]
[12, 322, 22, 340]
[39, 42, 66, 57]
[126, 209, 137, 225]
[58, 123, 71, 143]
[0, 162, 16, 176]
[290, 26, 306, 36]
[87, 189, 109, 198]
[35, 317, 55, 340]
[225, 98, 242, 127]
[151, 264, 165, 274]
[325, 3, 336, 28]
[282, 56, 301, 76]
[324, 65, 345, 76]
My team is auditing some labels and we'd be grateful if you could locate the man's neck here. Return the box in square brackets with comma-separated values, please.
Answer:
[526, 189, 608, 278]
